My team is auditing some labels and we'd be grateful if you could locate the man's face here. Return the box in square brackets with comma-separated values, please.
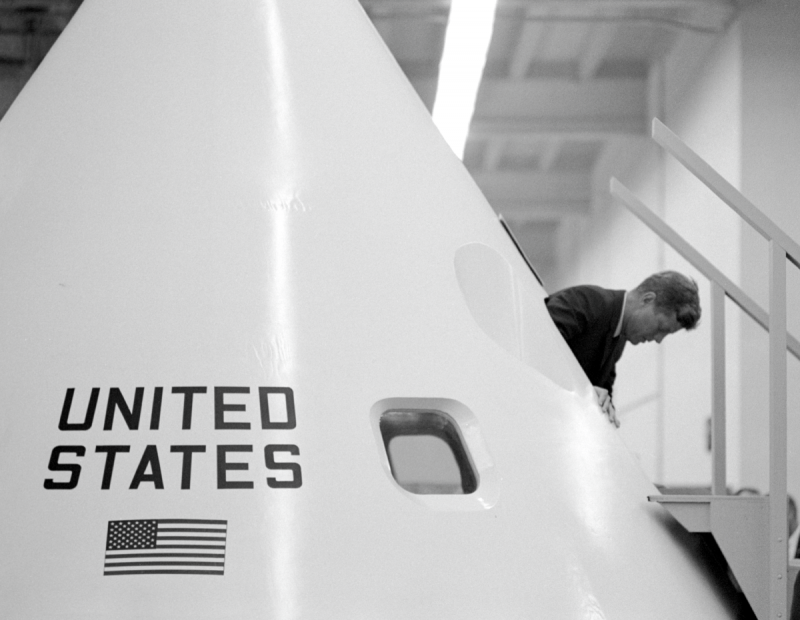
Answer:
[625, 295, 683, 345]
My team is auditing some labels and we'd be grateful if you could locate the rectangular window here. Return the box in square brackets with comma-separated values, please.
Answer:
[379, 410, 477, 495]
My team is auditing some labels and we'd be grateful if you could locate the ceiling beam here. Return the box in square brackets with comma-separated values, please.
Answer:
[472, 169, 591, 203]
[483, 140, 506, 171]
[474, 76, 647, 118]
[577, 22, 617, 80]
[362, 1, 738, 35]
[493, 199, 591, 220]
[508, 19, 547, 79]
[361, 0, 738, 31]
[538, 138, 562, 171]
[400, 76, 648, 135]
[470, 116, 646, 140]
[362, 0, 736, 12]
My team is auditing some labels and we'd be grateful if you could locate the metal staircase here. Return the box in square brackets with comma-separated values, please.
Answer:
[611, 119, 800, 620]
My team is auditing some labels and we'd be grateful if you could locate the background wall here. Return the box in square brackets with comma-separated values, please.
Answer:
[738, 3, 800, 497]
[556, 1, 800, 500]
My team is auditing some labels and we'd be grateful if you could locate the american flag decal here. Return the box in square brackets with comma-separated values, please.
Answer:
[104, 519, 227, 576]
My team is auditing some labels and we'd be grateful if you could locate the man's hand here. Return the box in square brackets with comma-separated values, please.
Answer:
[593, 386, 619, 428]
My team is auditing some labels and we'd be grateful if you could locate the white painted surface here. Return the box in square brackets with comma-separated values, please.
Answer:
[564, 24, 744, 489]
[739, 3, 800, 501]
[0, 1, 736, 617]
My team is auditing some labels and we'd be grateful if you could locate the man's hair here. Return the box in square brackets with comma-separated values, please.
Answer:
[634, 271, 701, 330]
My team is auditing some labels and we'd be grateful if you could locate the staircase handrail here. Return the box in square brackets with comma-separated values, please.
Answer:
[610, 118, 795, 620]
[609, 178, 800, 361]
[653, 119, 800, 269]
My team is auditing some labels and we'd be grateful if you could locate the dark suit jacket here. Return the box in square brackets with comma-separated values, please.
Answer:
[545, 285, 626, 395]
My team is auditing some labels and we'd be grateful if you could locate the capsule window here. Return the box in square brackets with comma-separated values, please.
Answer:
[379, 410, 477, 495]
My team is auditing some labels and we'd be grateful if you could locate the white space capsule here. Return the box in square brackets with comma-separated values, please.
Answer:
[0, 1, 737, 618]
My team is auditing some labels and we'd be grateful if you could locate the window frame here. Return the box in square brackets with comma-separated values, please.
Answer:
[380, 409, 478, 495]
[370, 397, 499, 511]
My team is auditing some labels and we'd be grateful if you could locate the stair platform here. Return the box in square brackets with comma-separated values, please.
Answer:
[649, 494, 770, 619]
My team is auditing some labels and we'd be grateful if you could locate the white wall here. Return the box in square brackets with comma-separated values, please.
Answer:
[560, 2, 800, 501]
[738, 3, 800, 497]
[660, 25, 743, 489]
[558, 23, 744, 487]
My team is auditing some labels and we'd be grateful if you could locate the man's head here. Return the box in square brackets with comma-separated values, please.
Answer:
[623, 271, 700, 345]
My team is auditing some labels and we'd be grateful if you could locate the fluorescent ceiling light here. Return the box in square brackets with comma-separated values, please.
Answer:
[432, 0, 499, 159]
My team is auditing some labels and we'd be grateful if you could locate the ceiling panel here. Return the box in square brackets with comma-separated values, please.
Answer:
[0, 0, 741, 284]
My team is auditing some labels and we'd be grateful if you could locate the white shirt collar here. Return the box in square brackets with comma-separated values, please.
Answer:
[614, 292, 627, 338]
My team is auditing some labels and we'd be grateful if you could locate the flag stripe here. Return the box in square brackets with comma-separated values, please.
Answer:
[155, 544, 225, 549]
[156, 519, 226, 525]
[105, 552, 224, 559]
[158, 528, 226, 533]
[158, 536, 226, 541]
[104, 570, 224, 576]
[105, 561, 224, 567]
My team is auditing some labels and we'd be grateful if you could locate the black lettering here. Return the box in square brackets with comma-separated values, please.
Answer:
[95, 445, 131, 489]
[44, 445, 86, 489]
[58, 388, 99, 431]
[170, 445, 206, 489]
[149, 387, 164, 430]
[215, 387, 250, 430]
[264, 444, 302, 488]
[216, 445, 254, 489]
[103, 387, 144, 430]
[130, 445, 164, 489]
[259, 387, 296, 430]
[172, 387, 207, 430]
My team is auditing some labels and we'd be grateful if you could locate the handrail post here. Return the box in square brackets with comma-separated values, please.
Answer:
[613, 120, 800, 618]
[769, 240, 788, 619]
[711, 281, 726, 495]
